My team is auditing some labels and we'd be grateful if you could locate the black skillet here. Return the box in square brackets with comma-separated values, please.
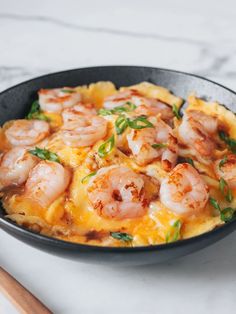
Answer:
[0, 66, 236, 266]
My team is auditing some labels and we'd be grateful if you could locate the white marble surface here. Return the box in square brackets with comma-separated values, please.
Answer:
[1, 0, 236, 313]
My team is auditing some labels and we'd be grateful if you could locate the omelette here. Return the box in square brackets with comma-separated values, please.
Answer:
[0, 81, 236, 247]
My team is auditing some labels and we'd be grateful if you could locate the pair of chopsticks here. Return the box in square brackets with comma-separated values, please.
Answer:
[0, 267, 52, 313]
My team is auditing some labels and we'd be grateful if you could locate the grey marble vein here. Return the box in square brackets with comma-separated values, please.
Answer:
[0, 13, 207, 46]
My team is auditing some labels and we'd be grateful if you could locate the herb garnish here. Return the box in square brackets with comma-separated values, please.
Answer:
[127, 116, 154, 130]
[98, 108, 113, 116]
[26, 100, 49, 121]
[98, 135, 115, 158]
[151, 143, 168, 149]
[184, 157, 195, 167]
[219, 130, 236, 153]
[81, 172, 97, 184]
[166, 219, 182, 243]
[61, 89, 75, 93]
[114, 102, 137, 113]
[114, 115, 154, 135]
[172, 104, 181, 120]
[29, 147, 60, 163]
[219, 156, 227, 171]
[219, 178, 233, 202]
[115, 115, 128, 135]
[209, 196, 221, 211]
[98, 102, 137, 116]
[110, 232, 133, 242]
[220, 207, 235, 223]
[209, 196, 235, 222]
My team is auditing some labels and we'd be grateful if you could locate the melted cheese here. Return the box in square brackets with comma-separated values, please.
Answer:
[2, 83, 235, 247]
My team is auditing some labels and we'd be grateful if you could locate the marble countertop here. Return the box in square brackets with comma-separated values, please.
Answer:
[1, 0, 236, 313]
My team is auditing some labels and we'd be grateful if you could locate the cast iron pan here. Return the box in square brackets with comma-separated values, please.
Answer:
[0, 66, 236, 266]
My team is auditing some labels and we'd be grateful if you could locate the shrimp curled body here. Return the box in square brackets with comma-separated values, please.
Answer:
[104, 90, 174, 122]
[87, 166, 147, 220]
[127, 117, 178, 170]
[178, 110, 218, 158]
[38, 88, 81, 113]
[62, 104, 97, 123]
[25, 160, 71, 207]
[5, 120, 50, 146]
[0, 147, 38, 190]
[61, 116, 108, 147]
[160, 163, 209, 215]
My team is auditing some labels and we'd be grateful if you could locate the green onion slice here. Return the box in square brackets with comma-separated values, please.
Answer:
[166, 220, 182, 243]
[98, 135, 115, 158]
[98, 108, 113, 116]
[219, 178, 233, 202]
[172, 104, 181, 120]
[220, 207, 235, 222]
[209, 196, 235, 222]
[29, 147, 60, 163]
[114, 101, 137, 113]
[61, 89, 75, 93]
[115, 115, 128, 135]
[81, 172, 97, 184]
[127, 116, 154, 129]
[209, 196, 221, 211]
[152, 143, 168, 149]
[219, 131, 236, 153]
[110, 232, 133, 242]
[26, 100, 49, 121]
[219, 156, 227, 171]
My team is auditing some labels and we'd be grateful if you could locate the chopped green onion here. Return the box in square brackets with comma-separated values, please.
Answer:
[81, 172, 97, 184]
[110, 232, 133, 242]
[151, 143, 168, 149]
[98, 102, 137, 116]
[219, 156, 227, 171]
[172, 104, 181, 120]
[113, 102, 137, 113]
[166, 220, 182, 243]
[61, 89, 75, 93]
[219, 178, 227, 194]
[29, 147, 60, 163]
[209, 196, 221, 211]
[219, 131, 236, 153]
[226, 189, 233, 203]
[98, 108, 113, 116]
[209, 196, 235, 222]
[219, 178, 233, 202]
[184, 157, 195, 167]
[220, 207, 235, 223]
[98, 135, 115, 158]
[26, 100, 49, 121]
[115, 115, 128, 135]
[127, 116, 154, 129]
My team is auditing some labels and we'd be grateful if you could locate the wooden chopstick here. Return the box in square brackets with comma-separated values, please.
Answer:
[0, 267, 52, 314]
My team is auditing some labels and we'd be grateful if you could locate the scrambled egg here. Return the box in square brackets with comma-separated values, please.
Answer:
[2, 81, 236, 247]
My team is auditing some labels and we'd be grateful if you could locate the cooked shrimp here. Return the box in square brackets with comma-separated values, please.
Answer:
[104, 90, 174, 121]
[127, 117, 178, 170]
[214, 154, 236, 189]
[5, 120, 50, 146]
[25, 160, 71, 207]
[0, 147, 38, 190]
[160, 163, 209, 215]
[87, 166, 147, 220]
[62, 103, 97, 123]
[178, 110, 218, 157]
[61, 116, 108, 147]
[38, 88, 81, 113]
